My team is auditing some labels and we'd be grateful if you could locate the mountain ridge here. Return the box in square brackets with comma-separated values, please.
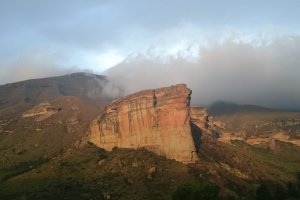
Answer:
[208, 101, 276, 116]
[0, 72, 119, 118]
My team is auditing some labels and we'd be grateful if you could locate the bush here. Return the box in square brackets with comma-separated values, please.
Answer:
[297, 172, 300, 182]
[287, 181, 300, 198]
[273, 187, 286, 200]
[172, 183, 222, 200]
[256, 184, 273, 200]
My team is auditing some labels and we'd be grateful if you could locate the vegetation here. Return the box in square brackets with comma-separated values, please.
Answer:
[255, 184, 273, 200]
[287, 172, 300, 198]
[252, 175, 300, 200]
[172, 183, 223, 200]
[171, 174, 300, 200]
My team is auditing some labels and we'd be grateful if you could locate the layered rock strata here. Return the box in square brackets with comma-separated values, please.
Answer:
[190, 107, 225, 138]
[90, 84, 199, 163]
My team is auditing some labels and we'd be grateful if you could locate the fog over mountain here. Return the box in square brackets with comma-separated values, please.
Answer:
[0, 51, 84, 84]
[106, 36, 300, 110]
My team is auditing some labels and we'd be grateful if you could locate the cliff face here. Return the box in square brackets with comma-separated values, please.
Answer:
[190, 107, 225, 139]
[90, 84, 199, 163]
[190, 107, 210, 130]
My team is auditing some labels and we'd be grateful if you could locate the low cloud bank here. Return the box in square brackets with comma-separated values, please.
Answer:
[0, 50, 84, 84]
[105, 36, 300, 110]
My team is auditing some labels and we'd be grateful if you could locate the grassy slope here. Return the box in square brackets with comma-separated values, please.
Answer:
[214, 111, 300, 131]
[0, 96, 99, 183]
[1, 99, 300, 199]
[0, 144, 196, 200]
[2, 139, 299, 200]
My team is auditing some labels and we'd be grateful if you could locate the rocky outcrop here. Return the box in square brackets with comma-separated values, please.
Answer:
[190, 107, 210, 130]
[191, 107, 225, 130]
[218, 130, 300, 148]
[190, 107, 225, 141]
[90, 84, 199, 163]
[22, 102, 61, 121]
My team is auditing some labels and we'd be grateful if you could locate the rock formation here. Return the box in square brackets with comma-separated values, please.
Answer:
[190, 107, 211, 130]
[90, 84, 199, 163]
[22, 102, 61, 121]
[190, 107, 225, 140]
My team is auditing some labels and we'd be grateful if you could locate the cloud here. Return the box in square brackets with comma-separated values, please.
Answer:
[1, 0, 299, 71]
[105, 35, 300, 110]
[1, 1, 300, 110]
[0, 50, 83, 84]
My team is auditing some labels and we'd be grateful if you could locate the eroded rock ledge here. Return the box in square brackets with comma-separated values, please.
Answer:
[90, 84, 205, 163]
[22, 102, 61, 121]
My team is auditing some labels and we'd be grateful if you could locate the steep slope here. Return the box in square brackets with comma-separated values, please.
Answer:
[0, 144, 197, 200]
[90, 84, 198, 163]
[0, 96, 99, 182]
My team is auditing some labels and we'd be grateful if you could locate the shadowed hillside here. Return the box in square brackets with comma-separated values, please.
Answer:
[0, 72, 119, 118]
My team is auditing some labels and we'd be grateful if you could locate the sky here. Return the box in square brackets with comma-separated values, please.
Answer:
[0, 0, 300, 109]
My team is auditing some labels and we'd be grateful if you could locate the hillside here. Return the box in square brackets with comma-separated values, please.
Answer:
[0, 72, 118, 118]
[210, 102, 300, 147]
[0, 96, 99, 183]
[0, 78, 300, 199]
[208, 101, 275, 116]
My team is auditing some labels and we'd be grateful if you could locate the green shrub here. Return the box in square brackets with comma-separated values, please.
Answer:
[287, 181, 300, 198]
[256, 184, 273, 200]
[172, 183, 222, 200]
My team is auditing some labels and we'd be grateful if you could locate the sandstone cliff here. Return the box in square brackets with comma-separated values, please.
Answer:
[90, 84, 199, 163]
[190, 107, 225, 139]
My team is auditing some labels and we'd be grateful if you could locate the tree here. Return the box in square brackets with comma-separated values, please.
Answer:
[287, 181, 300, 198]
[172, 183, 222, 200]
[256, 184, 273, 200]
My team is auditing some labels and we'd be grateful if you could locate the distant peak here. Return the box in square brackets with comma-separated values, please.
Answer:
[67, 72, 106, 79]
[208, 101, 274, 116]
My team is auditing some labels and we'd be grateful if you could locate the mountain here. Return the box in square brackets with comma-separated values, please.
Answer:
[0, 72, 118, 118]
[208, 101, 274, 116]
[0, 76, 300, 200]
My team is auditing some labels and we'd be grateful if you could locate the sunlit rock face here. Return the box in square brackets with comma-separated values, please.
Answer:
[190, 107, 225, 140]
[190, 107, 210, 130]
[90, 84, 199, 163]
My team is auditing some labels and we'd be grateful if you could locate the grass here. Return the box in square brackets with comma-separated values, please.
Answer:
[215, 111, 300, 131]
[0, 157, 49, 182]
[1, 139, 300, 199]
[1, 105, 300, 199]
[230, 140, 300, 176]
[0, 144, 195, 200]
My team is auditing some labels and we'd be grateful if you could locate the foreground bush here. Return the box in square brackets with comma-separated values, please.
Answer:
[172, 183, 223, 200]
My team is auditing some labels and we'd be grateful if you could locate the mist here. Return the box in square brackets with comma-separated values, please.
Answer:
[105, 36, 300, 110]
[0, 50, 85, 84]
